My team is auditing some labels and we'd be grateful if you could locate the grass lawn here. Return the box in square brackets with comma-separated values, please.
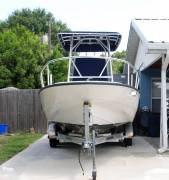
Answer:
[0, 133, 43, 165]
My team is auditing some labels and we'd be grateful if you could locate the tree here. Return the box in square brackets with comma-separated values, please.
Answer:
[7, 8, 52, 34]
[112, 50, 126, 74]
[0, 25, 49, 88]
[0, 8, 71, 88]
[49, 44, 69, 83]
[0, 21, 8, 32]
[4, 8, 70, 46]
[112, 50, 126, 59]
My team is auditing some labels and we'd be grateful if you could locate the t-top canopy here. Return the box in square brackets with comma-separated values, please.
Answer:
[57, 32, 121, 52]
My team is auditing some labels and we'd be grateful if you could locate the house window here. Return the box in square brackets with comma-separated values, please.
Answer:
[151, 79, 169, 113]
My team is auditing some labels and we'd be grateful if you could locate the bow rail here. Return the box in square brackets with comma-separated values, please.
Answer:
[40, 56, 140, 89]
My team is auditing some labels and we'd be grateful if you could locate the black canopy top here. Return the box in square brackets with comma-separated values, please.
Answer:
[57, 32, 121, 52]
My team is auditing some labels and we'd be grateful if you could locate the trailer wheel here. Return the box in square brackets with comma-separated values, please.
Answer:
[123, 138, 132, 147]
[49, 138, 59, 148]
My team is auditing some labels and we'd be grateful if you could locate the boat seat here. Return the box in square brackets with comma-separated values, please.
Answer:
[72, 58, 109, 81]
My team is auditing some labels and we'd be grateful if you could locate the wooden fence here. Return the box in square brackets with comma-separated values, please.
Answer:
[0, 88, 47, 133]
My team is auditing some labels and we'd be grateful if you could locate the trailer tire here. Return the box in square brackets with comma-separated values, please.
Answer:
[49, 138, 59, 148]
[123, 138, 132, 147]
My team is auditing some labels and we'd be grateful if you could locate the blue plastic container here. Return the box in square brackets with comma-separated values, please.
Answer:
[0, 124, 8, 135]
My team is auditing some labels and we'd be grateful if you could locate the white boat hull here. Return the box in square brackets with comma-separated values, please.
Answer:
[40, 82, 139, 126]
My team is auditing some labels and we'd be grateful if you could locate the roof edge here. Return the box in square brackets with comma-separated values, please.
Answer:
[131, 19, 147, 43]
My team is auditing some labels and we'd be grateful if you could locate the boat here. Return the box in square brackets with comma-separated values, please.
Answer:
[39, 32, 140, 180]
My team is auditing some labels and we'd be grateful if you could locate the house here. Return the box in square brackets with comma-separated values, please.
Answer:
[126, 19, 169, 153]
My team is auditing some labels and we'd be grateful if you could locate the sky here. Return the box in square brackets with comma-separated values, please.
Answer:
[1, 0, 169, 50]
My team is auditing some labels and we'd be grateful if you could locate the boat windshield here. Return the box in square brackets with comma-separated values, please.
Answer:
[72, 58, 109, 81]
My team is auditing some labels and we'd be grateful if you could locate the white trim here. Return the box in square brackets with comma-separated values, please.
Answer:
[147, 43, 169, 54]
[159, 53, 169, 151]
[151, 78, 161, 112]
[131, 19, 147, 44]
[141, 55, 162, 71]
[151, 77, 169, 112]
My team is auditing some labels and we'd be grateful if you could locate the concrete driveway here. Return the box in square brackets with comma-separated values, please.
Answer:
[0, 136, 169, 180]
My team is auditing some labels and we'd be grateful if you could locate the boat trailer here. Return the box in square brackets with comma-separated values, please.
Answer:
[48, 101, 133, 180]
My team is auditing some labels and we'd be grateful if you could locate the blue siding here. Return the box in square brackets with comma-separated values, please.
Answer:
[139, 68, 161, 109]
